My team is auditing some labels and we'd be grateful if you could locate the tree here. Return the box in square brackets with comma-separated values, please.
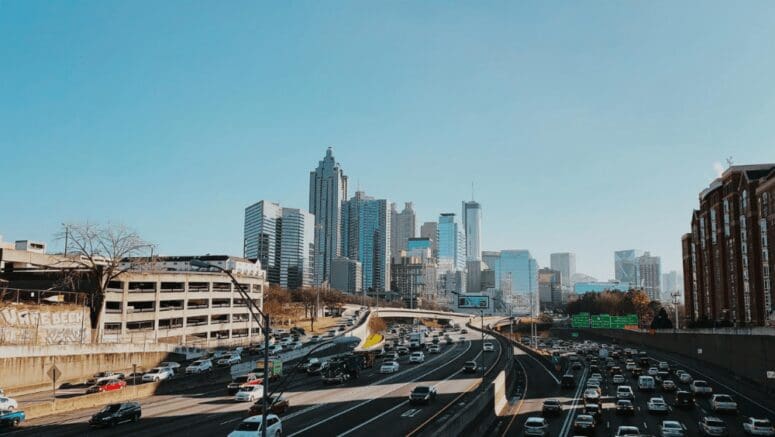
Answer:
[650, 307, 673, 329]
[368, 315, 387, 333]
[54, 222, 153, 332]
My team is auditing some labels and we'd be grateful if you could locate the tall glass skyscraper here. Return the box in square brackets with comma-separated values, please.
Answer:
[341, 191, 391, 292]
[437, 213, 466, 273]
[244, 201, 283, 284]
[462, 201, 482, 261]
[614, 249, 643, 286]
[390, 202, 416, 263]
[309, 147, 348, 286]
[550, 252, 576, 287]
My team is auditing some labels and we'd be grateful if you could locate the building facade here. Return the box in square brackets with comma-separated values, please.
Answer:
[682, 164, 775, 326]
[390, 202, 416, 263]
[481, 250, 539, 314]
[538, 268, 562, 310]
[420, 222, 438, 260]
[550, 252, 576, 287]
[573, 281, 631, 294]
[341, 191, 391, 292]
[331, 256, 363, 294]
[437, 213, 466, 274]
[638, 251, 662, 302]
[309, 147, 348, 286]
[615, 249, 643, 286]
[462, 201, 482, 262]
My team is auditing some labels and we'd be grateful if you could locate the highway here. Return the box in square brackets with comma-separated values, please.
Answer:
[2, 329, 502, 437]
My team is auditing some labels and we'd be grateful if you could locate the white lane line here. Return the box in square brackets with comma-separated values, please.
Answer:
[559, 366, 587, 437]
[516, 346, 561, 385]
[288, 341, 473, 437]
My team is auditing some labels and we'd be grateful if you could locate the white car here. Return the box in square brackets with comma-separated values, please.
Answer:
[86, 371, 120, 385]
[185, 359, 213, 374]
[0, 397, 18, 411]
[647, 397, 669, 414]
[616, 385, 634, 400]
[523, 417, 548, 436]
[428, 345, 441, 354]
[648, 367, 659, 376]
[660, 420, 686, 437]
[235, 385, 264, 402]
[483, 342, 495, 352]
[615, 425, 641, 436]
[228, 413, 282, 437]
[583, 388, 600, 403]
[710, 394, 738, 413]
[742, 417, 775, 436]
[142, 367, 174, 382]
[658, 361, 670, 371]
[678, 372, 693, 384]
[613, 374, 625, 384]
[409, 352, 425, 363]
[690, 380, 713, 396]
[218, 354, 242, 367]
[159, 361, 181, 370]
[380, 361, 400, 374]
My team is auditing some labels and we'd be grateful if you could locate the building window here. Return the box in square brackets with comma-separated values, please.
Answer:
[710, 209, 718, 245]
[723, 199, 731, 237]
[761, 217, 772, 317]
[740, 215, 752, 322]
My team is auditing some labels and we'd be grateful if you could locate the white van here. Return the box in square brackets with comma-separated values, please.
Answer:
[638, 375, 655, 391]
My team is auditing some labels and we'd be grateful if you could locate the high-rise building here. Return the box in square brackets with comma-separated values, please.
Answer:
[342, 191, 391, 292]
[331, 256, 362, 294]
[682, 164, 775, 327]
[615, 249, 643, 286]
[420, 222, 438, 259]
[407, 237, 432, 252]
[481, 250, 538, 313]
[309, 147, 348, 286]
[462, 201, 482, 262]
[550, 252, 576, 287]
[243, 200, 314, 288]
[661, 270, 682, 302]
[393, 250, 438, 308]
[437, 213, 466, 274]
[637, 252, 662, 302]
[390, 202, 416, 263]
[538, 268, 562, 310]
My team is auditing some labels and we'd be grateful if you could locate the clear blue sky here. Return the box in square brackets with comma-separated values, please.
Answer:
[2, 1, 775, 281]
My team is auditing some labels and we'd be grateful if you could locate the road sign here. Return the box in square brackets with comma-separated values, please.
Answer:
[571, 313, 590, 328]
[571, 332, 579, 338]
[766, 371, 775, 379]
[591, 314, 611, 328]
[47, 365, 61, 382]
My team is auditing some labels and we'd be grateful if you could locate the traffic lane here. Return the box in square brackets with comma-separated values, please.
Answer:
[340, 341, 501, 436]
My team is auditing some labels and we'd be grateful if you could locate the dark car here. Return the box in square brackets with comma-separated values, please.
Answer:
[583, 403, 601, 421]
[0, 410, 25, 428]
[615, 399, 635, 415]
[573, 414, 596, 435]
[572, 361, 583, 370]
[248, 395, 289, 415]
[463, 361, 477, 373]
[542, 399, 562, 416]
[409, 386, 438, 404]
[89, 402, 141, 427]
[675, 390, 695, 408]
[561, 374, 576, 389]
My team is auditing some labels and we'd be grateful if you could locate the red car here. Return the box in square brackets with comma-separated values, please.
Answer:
[87, 378, 126, 394]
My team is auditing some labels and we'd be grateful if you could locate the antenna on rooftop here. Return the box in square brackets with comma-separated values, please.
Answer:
[726, 156, 734, 168]
[471, 181, 475, 201]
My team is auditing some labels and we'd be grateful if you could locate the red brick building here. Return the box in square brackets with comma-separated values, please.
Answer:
[682, 164, 775, 327]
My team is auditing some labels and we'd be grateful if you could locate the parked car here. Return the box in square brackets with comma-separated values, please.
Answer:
[710, 394, 738, 413]
[86, 378, 126, 393]
[647, 397, 670, 414]
[0, 410, 24, 428]
[409, 386, 438, 404]
[660, 420, 687, 437]
[483, 342, 494, 352]
[185, 359, 214, 374]
[235, 385, 264, 402]
[228, 414, 282, 437]
[380, 361, 399, 374]
[699, 416, 729, 436]
[541, 399, 562, 416]
[742, 417, 775, 436]
[572, 414, 596, 435]
[0, 397, 18, 411]
[88, 402, 141, 427]
[409, 352, 425, 364]
[523, 417, 548, 436]
[248, 395, 289, 415]
[142, 367, 174, 382]
[463, 361, 477, 373]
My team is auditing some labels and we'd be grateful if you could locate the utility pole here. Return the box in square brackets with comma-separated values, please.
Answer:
[671, 291, 681, 330]
[480, 310, 485, 390]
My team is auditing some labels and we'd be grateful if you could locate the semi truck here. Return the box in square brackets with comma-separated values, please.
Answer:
[321, 354, 363, 384]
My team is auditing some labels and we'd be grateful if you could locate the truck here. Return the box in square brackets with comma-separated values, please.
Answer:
[230, 359, 283, 384]
[227, 373, 262, 395]
[321, 354, 362, 384]
[408, 332, 424, 350]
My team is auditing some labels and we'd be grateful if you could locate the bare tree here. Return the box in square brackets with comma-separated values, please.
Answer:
[54, 222, 153, 332]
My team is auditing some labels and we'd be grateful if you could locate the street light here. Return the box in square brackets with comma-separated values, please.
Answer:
[480, 310, 485, 389]
[190, 259, 271, 437]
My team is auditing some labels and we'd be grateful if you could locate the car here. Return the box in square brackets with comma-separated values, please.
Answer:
[428, 344, 441, 354]
[86, 378, 126, 393]
[88, 402, 141, 427]
[380, 361, 399, 374]
[662, 379, 677, 392]
[309, 335, 321, 343]
[306, 361, 328, 375]
[615, 399, 635, 415]
[710, 394, 738, 413]
[299, 358, 320, 372]
[616, 385, 635, 400]
[613, 374, 625, 384]
[699, 416, 729, 436]
[159, 361, 181, 371]
[248, 395, 289, 415]
[409, 351, 425, 363]
[461, 329, 468, 334]
[610, 366, 622, 375]
[572, 361, 583, 370]
[561, 373, 576, 389]
[218, 355, 242, 367]
[679, 372, 693, 384]
[639, 375, 656, 391]
[615, 425, 641, 436]
[647, 397, 669, 414]
[0, 397, 18, 411]
[541, 399, 562, 416]
[142, 367, 174, 382]
[648, 367, 659, 376]
[625, 361, 637, 371]
[186, 359, 214, 374]
[383, 351, 399, 361]
[573, 414, 596, 435]
[590, 372, 604, 381]
[268, 345, 283, 355]
[409, 385, 438, 404]
[463, 360, 477, 373]
[483, 342, 494, 352]
[586, 379, 601, 393]
[213, 350, 232, 359]
[583, 388, 600, 404]
[660, 420, 687, 437]
[523, 417, 548, 436]
[235, 385, 264, 402]
[86, 371, 122, 385]
[583, 403, 601, 421]
[228, 374, 262, 395]
[0, 409, 24, 428]
[396, 346, 410, 356]
[674, 390, 695, 408]
[126, 372, 145, 384]
[228, 413, 282, 437]
[658, 361, 670, 371]
[691, 380, 714, 396]
[742, 417, 775, 436]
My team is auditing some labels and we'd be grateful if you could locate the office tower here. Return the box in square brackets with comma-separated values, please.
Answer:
[309, 147, 348, 286]
[682, 163, 775, 326]
[341, 191, 391, 292]
[481, 250, 538, 313]
[393, 250, 438, 308]
[661, 270, 682, 302]
[637, 252, 661, 302]
[331, 256, 363, 294]
[615, 249, 643, 286]
[390, 202, 416, 263]
[407, 237, 432, 253]
[244, 200, 314, 288]
[550, 252, 576, 287]
[462, 201, 482, 261]
[538, 268, 562, 310]
[420, 222, 438, 259]
[437, 213, 466, 273]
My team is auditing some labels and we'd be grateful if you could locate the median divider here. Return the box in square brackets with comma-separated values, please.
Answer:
[24, 381, 162, 420]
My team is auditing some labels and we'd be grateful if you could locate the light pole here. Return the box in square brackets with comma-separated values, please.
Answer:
[480, 310, 485, 388]
[671, 291, 681, 330]
[191, 259, 271, 437]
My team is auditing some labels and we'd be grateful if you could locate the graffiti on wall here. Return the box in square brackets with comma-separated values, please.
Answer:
[0, 306, 91, 344]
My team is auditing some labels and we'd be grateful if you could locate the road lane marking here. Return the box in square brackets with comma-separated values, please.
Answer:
[559, 366, 588, 437]
[401, 408, 421, 418]
[499, 353, 529, 437]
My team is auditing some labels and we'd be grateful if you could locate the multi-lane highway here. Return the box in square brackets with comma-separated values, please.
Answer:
[3, 327, 502, 437]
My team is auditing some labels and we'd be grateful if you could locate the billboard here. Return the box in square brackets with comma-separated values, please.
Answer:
[457, 295, 489, 309]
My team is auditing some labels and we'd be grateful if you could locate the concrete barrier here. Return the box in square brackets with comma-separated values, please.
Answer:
[24, 382, 161, 420]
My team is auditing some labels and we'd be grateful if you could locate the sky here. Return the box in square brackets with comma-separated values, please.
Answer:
[2, 1, 775, 281]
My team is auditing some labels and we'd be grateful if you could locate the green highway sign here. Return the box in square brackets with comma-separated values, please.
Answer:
[571, 332, 579, 338]
[571, 313, 590, 328]
[590, 314, 611, 328]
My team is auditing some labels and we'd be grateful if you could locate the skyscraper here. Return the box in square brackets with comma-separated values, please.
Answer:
[550, 252, 576, 287]
[331, 256, 363, 294]
[420, 222, 438, 259]
[462, 201, 482, 261]
[638, 251, 662, 302]
[661, 270, 682, 302]
[244, 200, 314, 288]
[309, 147, 348, 286]
[390, 202, 416, 263]
[437, 213, 466, 273]
[614, 249, 643, 286]
[538, 268, 562, 310]
[483, 250, 538, 313]
[341, 191, 391, 292]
